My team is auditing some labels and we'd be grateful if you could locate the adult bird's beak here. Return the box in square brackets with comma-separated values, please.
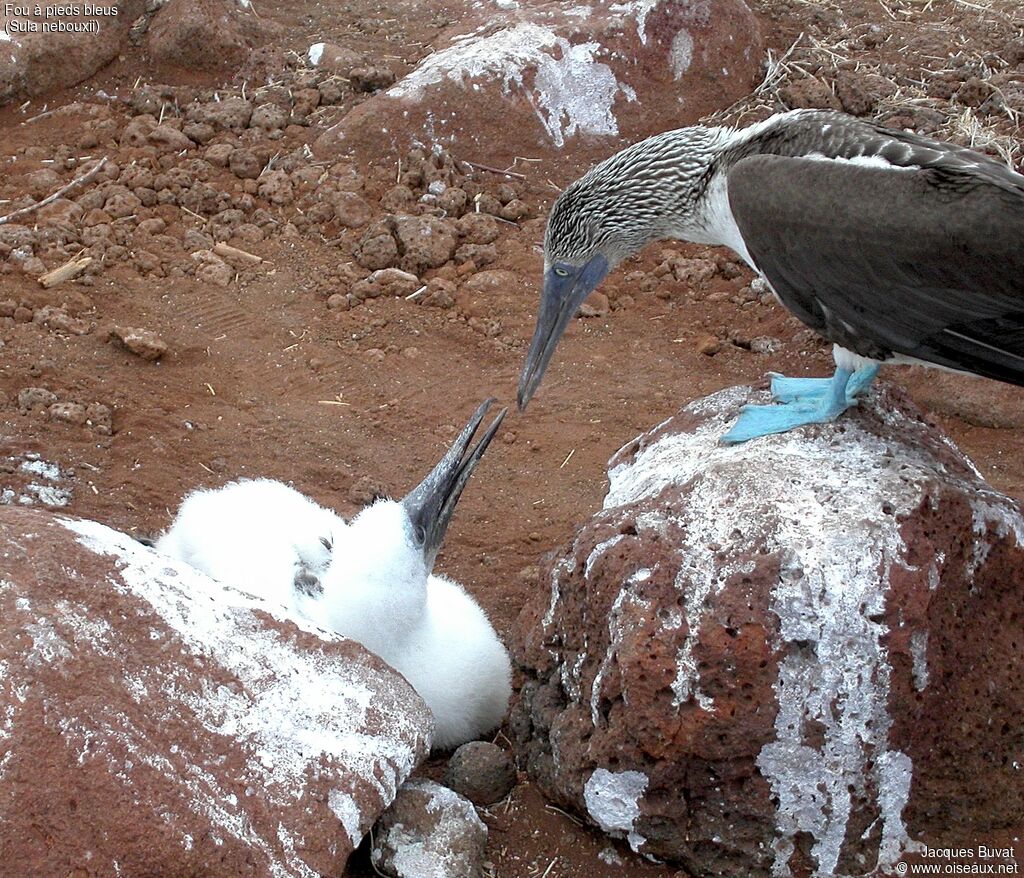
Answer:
[402, 398, 507, 571]
[517, 254, 609, 410]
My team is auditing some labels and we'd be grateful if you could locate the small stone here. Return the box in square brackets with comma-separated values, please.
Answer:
[250, 103, 289, 131]
[349, 66, 396, 92]
[33, 306, 91, 335]
[257, 170, 293, 206]
[695, 334, 721, 356]
[380, 184, 415, 213]
[423, 278, 456, 309]
[196, 257, 234, 286]
[371, 779, 487, 878]
[183, 122, 216, 144]
[392, 215, 457, 274]
[85, 402, 112, 434]
[454, 243, 497, 268]
[189, 97, 254, 130]
[308, 42, 363, 76]
[48, 402, 88, 426]
[349, 475, 387, 506]
[750, 335, 782, 355]
[499, 199, 530, 222]
[108, 326, 169, 361]
[578, 291, 609, 318]
[327, 293, 350, 311]
[205, 143, 234, 167]
[473, 193, 503, 216]
[443, 741, 517, 806]
[355, 223, 399, 270]
[148, 124, 194, 152]
[229, 148, 264, 180]
[26, 168, 62, 199]
[456, 213, 500, 245]
[329, 191, 373, 228]
[18, 387, 57, 413]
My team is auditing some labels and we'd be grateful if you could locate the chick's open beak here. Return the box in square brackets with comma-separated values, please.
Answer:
[402, 398, 507, 570]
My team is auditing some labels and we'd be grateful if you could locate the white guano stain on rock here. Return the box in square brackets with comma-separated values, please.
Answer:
[385, 21, 635, 147]
[329, 789, 364, 848]
[60, 517, 427, 872]
[669, 28, 694, 79]
[910, 631, 929, 692]
[590, 568, 652, 725]
[600, 386, 1013, 876]
[583, 767, 649, 852]
[608, 0, 661, 44]
[307, 42, 324, 65]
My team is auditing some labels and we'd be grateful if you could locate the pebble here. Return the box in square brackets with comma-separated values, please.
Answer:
[443, 741, 517, 806]
[108, 326, 169, 361]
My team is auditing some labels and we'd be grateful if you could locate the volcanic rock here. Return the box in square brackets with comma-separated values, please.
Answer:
[145, 0, 265, 72]
[108, 325, 168, 361]
[370, 779, 488, 878]
[444, 741, 517, 807]
[0, 1, 142, 105]
[317, 0, 762, 161]
[0, 507, 432, 876]
[512, 385, 1024, 877]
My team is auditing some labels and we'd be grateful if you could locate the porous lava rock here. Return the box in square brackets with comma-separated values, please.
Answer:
[511, 385, 1024, 877]
[145, 0, 266, 72]
[317, 0, 762, 162]
[0, 506, 432, 877]
[370, 779, 488, 878]
[444, 741, 517, 807]
[0, 1, 143, 105]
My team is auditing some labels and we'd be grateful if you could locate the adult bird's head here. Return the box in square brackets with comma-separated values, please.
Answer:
[517, 125, 727, 409]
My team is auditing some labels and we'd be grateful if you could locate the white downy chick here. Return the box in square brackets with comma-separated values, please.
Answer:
[157, 401, 512, 750]
[305, 400, 512, 749]
[156, 478, 343, 616]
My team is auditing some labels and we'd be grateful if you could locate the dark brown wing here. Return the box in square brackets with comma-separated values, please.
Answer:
[727, 153, 1024, 385]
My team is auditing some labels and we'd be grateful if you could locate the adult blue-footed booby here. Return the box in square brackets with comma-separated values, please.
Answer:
[159, 400, 512, 750]
[517, 109, 1024, 442]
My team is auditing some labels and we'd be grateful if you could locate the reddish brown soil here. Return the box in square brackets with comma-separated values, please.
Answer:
[1, 0, 1022, 875]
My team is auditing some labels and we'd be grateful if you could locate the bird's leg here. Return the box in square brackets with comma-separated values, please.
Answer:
[770, 363, 880, 403]
[721, 364, 880, 444]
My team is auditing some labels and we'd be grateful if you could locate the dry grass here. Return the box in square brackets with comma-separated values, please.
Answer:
[703, 0, 1023, 168]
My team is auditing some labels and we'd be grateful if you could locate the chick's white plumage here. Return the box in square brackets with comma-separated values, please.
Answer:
[157, 401, 511, 750]
[156, 478, 343, 616]
[306, 500, 511, 749]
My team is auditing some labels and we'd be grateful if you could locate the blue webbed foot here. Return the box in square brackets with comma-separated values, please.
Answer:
[722, 365, 880, 444]
[768, 374, 835, 403]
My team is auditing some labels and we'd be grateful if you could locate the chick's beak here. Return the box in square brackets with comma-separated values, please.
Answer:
[402, 398, 507, 570]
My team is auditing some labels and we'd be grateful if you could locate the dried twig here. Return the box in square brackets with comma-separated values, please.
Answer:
[38, 255, 92, 288]
[0, 156, 108, 226]
[213, 242, 263, 265]
[459, 158, 527, 180]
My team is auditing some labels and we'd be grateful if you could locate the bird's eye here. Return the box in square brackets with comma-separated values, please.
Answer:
[414, 525, 426, 545]
[553, 266, 570, 277]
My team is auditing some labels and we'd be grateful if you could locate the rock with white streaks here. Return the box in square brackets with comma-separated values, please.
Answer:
[370, 779, 488, 878]
[511, 384, 1024, 877]
[0, 506, 432, 878]
[316, 0, 762, 162]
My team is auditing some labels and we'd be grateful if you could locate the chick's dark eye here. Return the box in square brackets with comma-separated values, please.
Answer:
[414, 525, 426, 545]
